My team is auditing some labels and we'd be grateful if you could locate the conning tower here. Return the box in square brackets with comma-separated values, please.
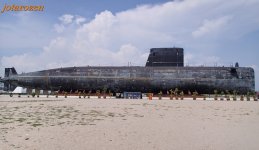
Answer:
[145, 48, 184, 67]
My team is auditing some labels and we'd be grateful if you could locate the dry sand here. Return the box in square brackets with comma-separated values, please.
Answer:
[0, 95, 259, 150]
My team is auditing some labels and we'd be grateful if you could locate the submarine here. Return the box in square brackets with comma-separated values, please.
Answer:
[0, 48, 255, 94]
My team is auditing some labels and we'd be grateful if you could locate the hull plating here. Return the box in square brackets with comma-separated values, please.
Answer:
[8, 66, 255, 94]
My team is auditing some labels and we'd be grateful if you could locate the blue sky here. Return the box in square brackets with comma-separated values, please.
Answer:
[0, 0, 259, 90]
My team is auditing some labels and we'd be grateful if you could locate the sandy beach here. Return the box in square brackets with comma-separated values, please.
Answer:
[0, 95, 259, 150]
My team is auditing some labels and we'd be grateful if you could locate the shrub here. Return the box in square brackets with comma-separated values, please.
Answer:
[78, 92, 82, 98]
[32, 92, 36, 98]
[232, 90, 237, 101]
[180, 91, 184, 100]
[158, 91, 162, 100]
[193, 91, 198, 100]
[88, 90, 92, 99]
[169, 89, 174, 100]
[103, 88, 107, 99]
[96, 90, 101, 99]
[214, 90, 218, 100]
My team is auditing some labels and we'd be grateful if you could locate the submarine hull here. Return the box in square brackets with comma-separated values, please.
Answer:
[7, 66, 254, 94]
[2, 48, 255, 94]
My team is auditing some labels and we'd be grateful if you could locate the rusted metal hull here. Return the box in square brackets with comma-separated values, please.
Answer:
[6, 66, 254, 94]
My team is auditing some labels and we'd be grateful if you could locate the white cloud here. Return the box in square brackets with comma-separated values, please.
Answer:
[59, 14, 74, 24]
[192, 16, 232, 38]
[54, 15, 86, 33]
[54, 24, 65, 33]
[75, 16, 86, 25]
